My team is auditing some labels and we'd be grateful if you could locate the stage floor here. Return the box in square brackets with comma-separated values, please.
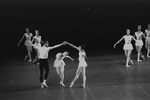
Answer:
[1, 53, 150, 100]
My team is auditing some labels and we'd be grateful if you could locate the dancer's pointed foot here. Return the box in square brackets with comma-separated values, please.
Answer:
[60, 82, 65, 87]
[82, 84, 85, 88]
[126, 65, 131, 67]
[70, 82, 74, 88]
[147, 55, 150, 58]
[24, 56, 28, 61]
[137, 59, 142, 62]
[28, 59, 32, 62]
[141, 55, 145, 59]
[41, 83, 44, 88]
[33, 59, 36, 63]
[130, 60, 134, 64]
[42, 83, 48, 88]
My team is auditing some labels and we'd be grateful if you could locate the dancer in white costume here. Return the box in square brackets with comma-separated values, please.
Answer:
[145, 24, 150, 57]
[114, 29, 139, 67]
[134, 25, 146, 61]
[54, 51, 73, 86]
[32, 30, 42, 63]
[18, 28, 33, 62]
[66, 42, 87, 88]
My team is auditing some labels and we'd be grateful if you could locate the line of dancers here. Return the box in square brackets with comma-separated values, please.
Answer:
[18, 28, 88, 88]
[114, 24, 150, 67]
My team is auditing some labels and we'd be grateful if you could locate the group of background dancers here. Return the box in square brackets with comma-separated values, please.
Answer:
[114, 24, 150, 67]
[18, 28, 87, 88]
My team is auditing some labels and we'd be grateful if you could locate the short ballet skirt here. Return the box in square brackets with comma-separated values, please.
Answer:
[78, 60, 87, 67]
[54, 60, 65, 67]
[123, 43, 133, 50]
[24, 40, 32, 47]
[135, 40, 143, 47]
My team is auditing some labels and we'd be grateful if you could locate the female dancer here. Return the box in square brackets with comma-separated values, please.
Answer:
[114, 29, 139, 67]
[145, 24, 150, 57]
[32, 30, 42, 63]
[30, 41, 66, 88]
[134, 25, 146, 61]
[66, 42, 87, 88]
[18, 28, 33, 62]
[54, 51, 73, 86]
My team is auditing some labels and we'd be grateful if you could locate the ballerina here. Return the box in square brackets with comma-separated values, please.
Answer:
[66, 42, 87, 88]
[18, 28, 33, 62]
[32, 30, 42, 63]
[114, 29, 139, 67]
[134, 25, 146, 61]
[145, 24, 150, 57]
[54, 51, 73, 86]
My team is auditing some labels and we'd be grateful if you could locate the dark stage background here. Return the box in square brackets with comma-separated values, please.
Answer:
[0, 0, 150, 59]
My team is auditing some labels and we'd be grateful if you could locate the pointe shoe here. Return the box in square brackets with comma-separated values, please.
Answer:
[130, 60, 134, 64]
[24, 56, 28, 61]
[28, 59, 32, 62]
[82, 85, 85, 88]
[42, 83, 48, 87]
[126, 65, 131, 67]
[141, 55, 145, 59]
[70, 82, 74, 88]
[137, 59, 142, 62]
[60, 82, 65, 87]
[32, 59, 36, 63]
[41, 83, 44, 88]
[147, 55, 150, 58]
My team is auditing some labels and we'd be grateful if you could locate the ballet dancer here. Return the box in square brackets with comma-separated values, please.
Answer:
[66, 42, 87, 88]
[145, 24, 150, 57]
[134, 25, 146, 61]
[114, 29, 139, 67]
[32, 30, 42, 63]
[18, 28, 33, 62]
[30, 41, 66, 88]
[54, 51, 73, 86]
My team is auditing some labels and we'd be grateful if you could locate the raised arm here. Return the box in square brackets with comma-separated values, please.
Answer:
[64, 55, 74, 61]
[18, 34, 25, 46]
[49, 42, 65, 50]
[113, 36, 124, 48]
[66, 42, 79, 51]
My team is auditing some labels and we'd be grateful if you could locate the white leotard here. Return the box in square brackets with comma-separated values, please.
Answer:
[135, 31, 144, 47]
[78, 50, 87, 67]
[123, 35, 133, 50]
[33, 35, 41, 48]
[123, 35, 133, 44]
[24, 33, 32, 47]
[54, 53, 65, 67]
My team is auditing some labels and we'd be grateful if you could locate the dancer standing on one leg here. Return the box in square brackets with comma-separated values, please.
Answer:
[54, 51, 73, 86]
[145, 24, 150, 57]
[30, 41, 66, 88]
[114, 29, 139, 67]
[66, 42, 87, 88]
[18, 28, 33, 62]
[134, 25, 146, 62]
[32, 30, 42, 63]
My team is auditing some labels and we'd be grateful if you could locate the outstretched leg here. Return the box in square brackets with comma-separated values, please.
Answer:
[70, 67, 83, 88]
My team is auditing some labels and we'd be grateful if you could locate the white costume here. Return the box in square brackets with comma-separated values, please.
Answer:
[33, 35, 41, 48]
[123, 35, 133, 50]
[78, 51, 87, 67]
[135, 31, 144, 47]
[54, 53, 65, 68]
[24, 33, 32, 47]
[145, 29, 150, 46]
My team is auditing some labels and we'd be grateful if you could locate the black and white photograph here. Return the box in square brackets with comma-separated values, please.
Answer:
[1, 0, 150, 100]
